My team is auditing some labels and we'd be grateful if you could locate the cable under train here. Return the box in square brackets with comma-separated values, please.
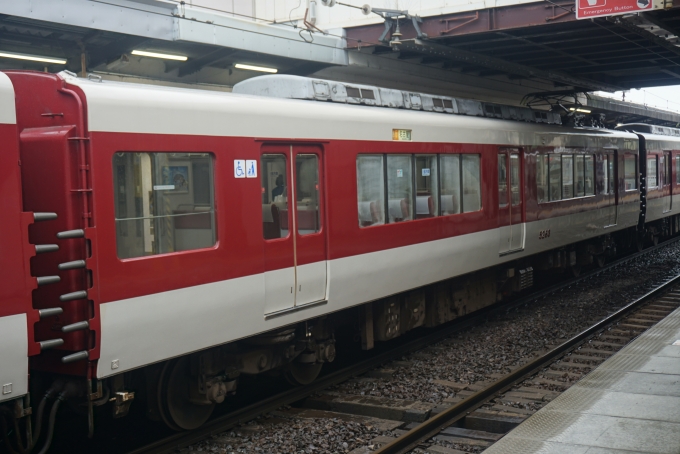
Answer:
[1, 71, 679, 451]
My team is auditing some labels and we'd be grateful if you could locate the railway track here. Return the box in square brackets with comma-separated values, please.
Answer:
[127, 238, 680, 454]
[374, 271, 680, 453]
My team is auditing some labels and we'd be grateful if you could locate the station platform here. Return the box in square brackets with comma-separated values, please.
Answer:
[483, 305, 680, 454]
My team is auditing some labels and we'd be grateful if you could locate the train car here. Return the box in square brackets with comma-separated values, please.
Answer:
[0, 71, 663, 450]
[616, 123, 680, 246]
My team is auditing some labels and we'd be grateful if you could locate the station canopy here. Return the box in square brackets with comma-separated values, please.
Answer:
[344, 0, 680, 93]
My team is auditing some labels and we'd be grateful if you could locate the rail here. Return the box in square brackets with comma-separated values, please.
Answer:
[374, 259, 680, 453]
[128, 236, 680, 454]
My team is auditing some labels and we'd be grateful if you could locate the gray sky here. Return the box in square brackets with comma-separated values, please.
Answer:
[596, 85, 680, 114]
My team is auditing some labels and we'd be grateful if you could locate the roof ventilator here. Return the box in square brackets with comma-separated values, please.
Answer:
[232, 75, 559, 125]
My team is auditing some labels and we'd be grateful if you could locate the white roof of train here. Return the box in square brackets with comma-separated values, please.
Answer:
[616, 124, 680, 149]
[60, 72, 637, 150]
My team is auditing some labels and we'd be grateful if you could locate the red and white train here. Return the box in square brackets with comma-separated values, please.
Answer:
[1, 70, 679, 449]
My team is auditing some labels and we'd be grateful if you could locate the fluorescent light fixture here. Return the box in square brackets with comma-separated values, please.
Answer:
[0, 51, 66, 65]
[131, 50, 187, 61]
[569, 107, 592, 114]
[234, 63, 277, 73]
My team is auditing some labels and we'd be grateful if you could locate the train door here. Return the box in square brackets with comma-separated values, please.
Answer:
[603, 151, 618, 227]
[663, 151, 672, 213]
[260, 144, 327, 316]
[498, 149, 525, 255]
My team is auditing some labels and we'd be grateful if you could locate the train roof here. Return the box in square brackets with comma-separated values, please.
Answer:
[615, 123, 680, 149]
[616, 123, 680, 137]
[59, 71, 637, 150]
[0, 72, 16, 125]
[232, 74, 564, 125]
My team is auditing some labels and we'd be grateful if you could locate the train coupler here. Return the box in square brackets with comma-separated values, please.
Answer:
[112, 391, 135, 418]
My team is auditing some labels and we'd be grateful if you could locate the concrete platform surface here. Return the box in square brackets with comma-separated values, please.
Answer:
[483, 305, 680, 454]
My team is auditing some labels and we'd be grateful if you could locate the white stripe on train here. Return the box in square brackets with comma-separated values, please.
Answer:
[97, 202, 639, 378]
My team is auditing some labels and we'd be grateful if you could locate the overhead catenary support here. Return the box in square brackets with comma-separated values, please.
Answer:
[395, 39, 624, 93]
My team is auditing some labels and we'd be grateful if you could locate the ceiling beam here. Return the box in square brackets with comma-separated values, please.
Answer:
[641, 11, 680, 38]
[177, 47, 237, 77]
[611, 16, 680, 60]
[397, 38, 624, 92]
[494, 31, 598, 67]
[87, 35, 149, 68]
[345, 1, 578, 48]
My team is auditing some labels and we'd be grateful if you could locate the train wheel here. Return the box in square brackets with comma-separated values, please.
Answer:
[157, 357, 215, 431]
[595, 254, 605, 268]
[284, 361, 323, 386]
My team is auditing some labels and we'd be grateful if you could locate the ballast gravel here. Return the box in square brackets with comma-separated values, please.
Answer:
[180, 242, 680, 454]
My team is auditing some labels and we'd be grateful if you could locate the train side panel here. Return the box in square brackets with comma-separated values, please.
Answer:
[47, 74, 640, 378]
[90, 131, 267, 377]
[640, 135, 680, 224]
[7, 71, 96, 376]
[0, 72, 30, 403]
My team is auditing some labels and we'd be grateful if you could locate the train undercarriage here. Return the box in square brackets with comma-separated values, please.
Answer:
[4, 219, 680, 452]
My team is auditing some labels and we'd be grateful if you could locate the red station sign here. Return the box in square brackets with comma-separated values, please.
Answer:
[576, 0, 661, 19]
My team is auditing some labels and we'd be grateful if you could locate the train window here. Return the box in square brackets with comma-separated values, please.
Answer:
[575, 155, 585, 197]
[113, 152, 216, 259]
[462, 154, 482, 212]
[562, 155, 574, 199]
[440, 154, 461, 215]
[624, 154, 637, 190]
[415, 155, 438, 218]
[357, 155, 385, 227]
[647, 156, 658, 189]
[510, 154, 520, 206]
[585, 155, 594, 196]
[386, 155, 413, 222]
[602, 155, 609, 194]
[549, 155, 561, 201]
[498, 154, 508, 207]
[262, 154, 288, 240]
[537, 155, 548, 203]
[608, 155, 615, 193]
[296, 154, 320, 235]
[663, 154, 671, 185]
[676, 156, 680, 184]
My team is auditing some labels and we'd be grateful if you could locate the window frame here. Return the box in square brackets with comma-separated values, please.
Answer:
[356, 154, 386, 228]
[646, 155, 658, 189]
[537, 151, 597, 204]
[355, 151, 483, 228]
[461, 154, 483, 213]
[112, 151, 217, 260]
[623, 153, 638, 191]
[414, 154, 439, 218]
